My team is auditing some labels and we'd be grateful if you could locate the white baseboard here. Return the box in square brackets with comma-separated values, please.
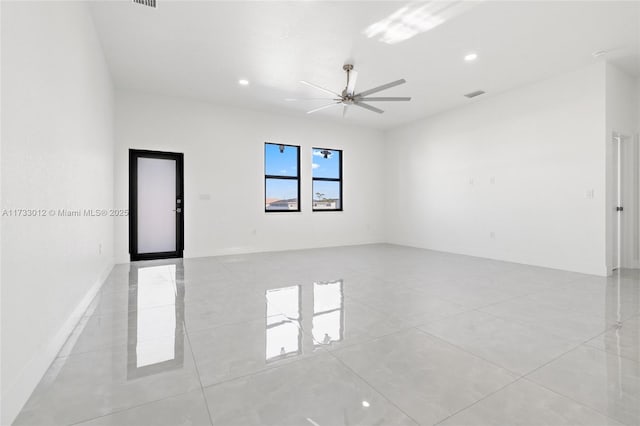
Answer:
[0, 260, 114, 426]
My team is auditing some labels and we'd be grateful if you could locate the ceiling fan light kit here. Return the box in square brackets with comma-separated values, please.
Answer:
[291, 64, 411, 116]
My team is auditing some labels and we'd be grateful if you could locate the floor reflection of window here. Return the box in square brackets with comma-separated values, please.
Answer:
[265, 286, 301, 362]
[313, 280, 344, 345]
[128, 264, 184, 379]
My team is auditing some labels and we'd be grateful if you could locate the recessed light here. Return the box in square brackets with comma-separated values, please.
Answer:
[464, 53, 478, 62]
[362, 401, 370, 408]
[238, 79, 250, 86]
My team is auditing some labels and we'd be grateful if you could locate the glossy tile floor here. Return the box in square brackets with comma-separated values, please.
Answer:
[14, 244, 640, 426]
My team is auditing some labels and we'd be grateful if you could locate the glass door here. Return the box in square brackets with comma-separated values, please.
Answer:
[129, 149, 184, 261]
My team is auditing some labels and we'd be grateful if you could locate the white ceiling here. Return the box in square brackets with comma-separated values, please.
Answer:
[90, 1, 640, 129]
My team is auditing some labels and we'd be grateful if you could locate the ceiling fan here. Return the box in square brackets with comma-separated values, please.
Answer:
[288, 64, 411, 116]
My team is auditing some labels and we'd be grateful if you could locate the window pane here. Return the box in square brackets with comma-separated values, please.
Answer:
[314, 281, 342, 312]
[266, 286, 300, 322]
[313, 180, 341, 210]
[266, 179, 299, 210]
[312, 311, 342, 345]
[266, 322, 300, 361]
[312, 149, 340, 179]
[266, 286, 301, 361]
[313, 281, 343, 346]
[265, 143, 298, 177]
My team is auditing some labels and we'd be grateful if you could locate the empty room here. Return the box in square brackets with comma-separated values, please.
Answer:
[1, 1, 640, 425]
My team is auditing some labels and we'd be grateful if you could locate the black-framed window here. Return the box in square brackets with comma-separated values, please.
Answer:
[265, 143, 300, 212]
[312, 148, 342, 211]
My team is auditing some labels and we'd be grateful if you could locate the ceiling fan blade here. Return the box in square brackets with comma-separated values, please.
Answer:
[346, 70, 358, 95]
[342, 105, 348, 117]
[300, 80, 341, 97]
[356, 79, 406, 97]
[357, 97, 411, 102]
[307, 102, 341, 114]
[285, 98, 338, 101]
[354, 102, 384, 114]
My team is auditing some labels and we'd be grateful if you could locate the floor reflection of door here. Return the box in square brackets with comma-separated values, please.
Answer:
[127, 262, 185, 379]
[605, 270, 640, 421]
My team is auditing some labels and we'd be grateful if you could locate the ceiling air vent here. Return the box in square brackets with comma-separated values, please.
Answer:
[132, 0, 156, 8]
[464, 90, 486, 99]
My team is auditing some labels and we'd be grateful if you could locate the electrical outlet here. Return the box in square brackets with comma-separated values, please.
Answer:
[490, 231, 495, 239]
[490, 176, 495, 184]
[585, 189, 595, 199]
[98, 243, 102, 255]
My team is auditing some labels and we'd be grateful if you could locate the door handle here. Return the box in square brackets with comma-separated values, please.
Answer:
[172, 208, 182, 213]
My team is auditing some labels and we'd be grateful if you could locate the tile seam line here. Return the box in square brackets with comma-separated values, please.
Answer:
[519, 376, 629, 426]
[66, 389, 198, 426]
[431, 378, 525, 426]
[344, 291, 472, 320]
[413, 327, 525, 378]
[323, 348, 422, 426]
[582, 328, 640, 364]
[198, 345, 332, 391]
[331, 326, 521, 425]
[417, 319, 627, 414]
[184, 321, 216, 426]
[421, 320, 601, 383]
[521, 341, 631, 424]
[476, 307, 617, 342]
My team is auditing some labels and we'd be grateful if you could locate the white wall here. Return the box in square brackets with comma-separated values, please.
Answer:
[114, 91, 385, 263]
[1, 2, 115, 424]
[605, 63, 640, 270]
[384, 64, 608, 276]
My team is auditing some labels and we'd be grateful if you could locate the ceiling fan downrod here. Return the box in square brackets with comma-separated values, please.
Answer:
[342, 64, 355, 101]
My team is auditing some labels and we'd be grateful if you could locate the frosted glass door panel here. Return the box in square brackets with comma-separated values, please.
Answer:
[137, 157, 176, 254]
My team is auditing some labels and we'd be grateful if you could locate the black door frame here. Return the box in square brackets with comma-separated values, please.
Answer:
[129, 149, 184, 261]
